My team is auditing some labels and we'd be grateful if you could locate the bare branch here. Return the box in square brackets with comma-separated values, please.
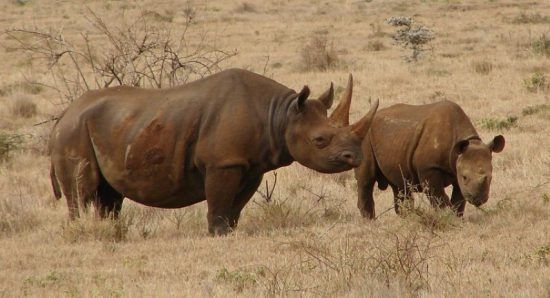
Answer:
[2, 7, 237, 104]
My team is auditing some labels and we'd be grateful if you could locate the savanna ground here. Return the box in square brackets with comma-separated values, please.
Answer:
[0, 0, 549, 296]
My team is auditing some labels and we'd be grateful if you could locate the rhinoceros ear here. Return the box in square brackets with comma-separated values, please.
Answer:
[318, 82, 334, 109]
[488, 135, 505, 153]
[453, 140, 470, 155]
[294, 85, 310, 112]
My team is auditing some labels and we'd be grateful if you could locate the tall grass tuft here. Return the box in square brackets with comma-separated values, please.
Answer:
[299, 35, 343, 71]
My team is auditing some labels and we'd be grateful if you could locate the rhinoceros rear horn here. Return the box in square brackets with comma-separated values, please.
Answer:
[329, 74, 353, 127]
[351, 99, 379, 138]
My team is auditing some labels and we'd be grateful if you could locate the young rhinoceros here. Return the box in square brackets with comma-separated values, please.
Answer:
[354, 100, 505, 218]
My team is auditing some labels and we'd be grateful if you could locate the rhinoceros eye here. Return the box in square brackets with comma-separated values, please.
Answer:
[312, 136, 329, 148]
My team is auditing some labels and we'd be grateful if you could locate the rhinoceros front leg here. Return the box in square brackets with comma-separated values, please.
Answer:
[450, 183, 466, 217]
[205, 166, 245, 236]
[420, 170, 451, 210]
[355, 158, 377, 219]
[228, 175, 263, 226]
[357, 176, 376, 219]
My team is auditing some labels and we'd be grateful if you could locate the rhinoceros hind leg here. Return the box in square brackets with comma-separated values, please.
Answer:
[53, 158, 99, 220]
[93, 175, 124, 219]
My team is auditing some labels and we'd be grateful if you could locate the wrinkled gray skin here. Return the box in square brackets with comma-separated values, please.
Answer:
[354, 100, 505, 219]
[50, 68, 379, 235]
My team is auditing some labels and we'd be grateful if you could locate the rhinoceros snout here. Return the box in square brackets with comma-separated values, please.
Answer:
[338, 150, 362, 167]
[466, 191, 489, 207]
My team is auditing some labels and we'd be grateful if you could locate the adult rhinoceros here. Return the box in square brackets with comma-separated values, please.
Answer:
[354, 100, 505, 219]
[50, 68, 379, 234]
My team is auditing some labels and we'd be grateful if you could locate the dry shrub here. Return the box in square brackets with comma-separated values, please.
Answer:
[0, 82, 43, 97]
[10, 93, 37, 118]
[215, 267, 258, 293]
[366, 40, 386, 51]
[142, 10, 174, 23]
[166, 209, 204, 233]
[510, 12, 550, 24]
[300, 35, 342, 71]
[389, 186, 460, 232]
[366, 229, 437, 292]
[522, 104, 550, 116]
[481, 116, 518, 131]
[243, 178, 348, 234]
[0, 132, 24, 162]
[61, 212, 133, 243]
[524, 72, 548, 92]
[387, 16, 435, 62]
[532, 35, 550, 57]
[235, 2, 257, 13]
[472, 60, 493, 75]
[243, 198, 319, 233]
[258, 228, 440, 295]
[401, 201, 460, 232]
[4, 8, 236, 104]
[0, 196, 40, 236]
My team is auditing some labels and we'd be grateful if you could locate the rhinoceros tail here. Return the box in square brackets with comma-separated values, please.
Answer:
[50, 162, 62, 200]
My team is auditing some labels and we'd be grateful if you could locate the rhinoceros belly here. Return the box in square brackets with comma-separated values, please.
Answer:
[89, 111, 205, 208]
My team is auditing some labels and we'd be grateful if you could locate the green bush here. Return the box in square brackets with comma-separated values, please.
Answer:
[511, 13, 550, 24]
[0, 132, 24, 161]
[522, 104, 549, 116]
[524, 72, 548, 92]
[481, 116, 518, 131]
[532, 36, 550, 57]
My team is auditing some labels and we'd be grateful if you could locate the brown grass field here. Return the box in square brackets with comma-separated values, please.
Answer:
[0, 0, 549, 296]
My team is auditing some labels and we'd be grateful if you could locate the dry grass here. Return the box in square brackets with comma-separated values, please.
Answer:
[366, 40, 387, 52]
[0, 0, 549, 296]
[9, 93, 37, 118]
[299, 35, 343, 72]
[472, 60, 494, 75]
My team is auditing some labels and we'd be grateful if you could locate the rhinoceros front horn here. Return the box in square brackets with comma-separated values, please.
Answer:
[329, 74, 353, 127]
[351, 99, 379, 138]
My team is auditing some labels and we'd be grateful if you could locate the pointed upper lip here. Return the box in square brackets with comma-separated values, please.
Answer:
[329, 157, 362, 167]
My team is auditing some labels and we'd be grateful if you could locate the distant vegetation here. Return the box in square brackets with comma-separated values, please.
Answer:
[524, 72, 548, 93]
[4, 8, 237, 104]
[481, 116, 518, 131]
[0, 132, 24, 162]
[299, 35, 343, 71]
[532, 35, 550, 57]
[386, 16, 435, 62]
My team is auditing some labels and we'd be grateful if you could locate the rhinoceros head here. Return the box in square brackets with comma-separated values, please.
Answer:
[285, 75, 379, 173]
[454, 135, 505, 206]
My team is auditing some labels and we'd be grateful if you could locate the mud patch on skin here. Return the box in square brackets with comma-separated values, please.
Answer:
[144, 147, 165, 165]
[125, 118, 175, 172]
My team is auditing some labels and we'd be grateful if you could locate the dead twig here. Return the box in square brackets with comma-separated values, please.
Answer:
[256, 172, 278, 203]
